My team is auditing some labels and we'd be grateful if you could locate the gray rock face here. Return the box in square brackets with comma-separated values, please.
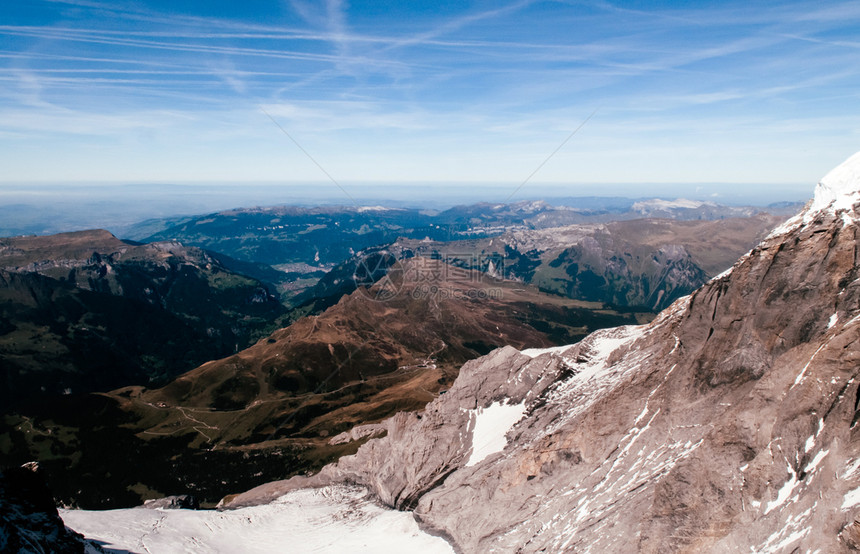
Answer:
[225, 153, 860, 552]
[410, 207, 860, 553]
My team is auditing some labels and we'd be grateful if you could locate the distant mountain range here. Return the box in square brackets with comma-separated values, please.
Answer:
[133, 200, 793, 307]
[391, 214, 783, 311]
[134, 197, 801, 254]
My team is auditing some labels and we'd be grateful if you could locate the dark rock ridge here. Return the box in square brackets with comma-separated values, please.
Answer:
[0, 462, 97, 553]
[0, 229, 288, 404]
[223, 151, 860, 552]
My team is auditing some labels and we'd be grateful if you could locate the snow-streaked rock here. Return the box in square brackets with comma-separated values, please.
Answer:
[0, 463, 95, 554]
[520, 344, 571, 358]
[221, 345, 563, 511]
[62, 486, 453, 554]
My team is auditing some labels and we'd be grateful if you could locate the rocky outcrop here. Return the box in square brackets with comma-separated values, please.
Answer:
[143, 494, 199, 510]
[223, 152, 860, 552]
[328, 423, 387, 445]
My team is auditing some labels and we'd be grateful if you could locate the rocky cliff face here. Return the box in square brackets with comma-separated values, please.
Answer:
[224, 152, 860, 552]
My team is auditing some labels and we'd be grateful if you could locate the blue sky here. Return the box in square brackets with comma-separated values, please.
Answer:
[1, 0, 859, 200]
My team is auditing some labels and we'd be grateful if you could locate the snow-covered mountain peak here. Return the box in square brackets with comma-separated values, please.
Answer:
[767, 150, 860, 239]
[810, 150, 860, 214]
[632, 198, 706, 212]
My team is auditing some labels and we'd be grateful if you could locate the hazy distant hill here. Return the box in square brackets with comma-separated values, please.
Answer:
[135, 199, 800, 268]
[394, 214, 785, 311]
[135, 200, 798, 306]
[140, 206, 442, 266]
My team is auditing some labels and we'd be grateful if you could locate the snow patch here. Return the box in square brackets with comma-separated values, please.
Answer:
[466, 400, 527, 467]
[843, 458, 860, 479]
[356, 206, 399, 212]
[762, 528, 809, 553]
[540, 325, 647, 437]
[633, 404, 650, 426]
[765, 464, 800, 515]
[843, 488, 860, 510]
[760, 521, 809, 552]
[711, 266, 734, 282]
[61, 486, 454, 554]
[804, 449, 828, 474]
[828, 313, 838, 329]
[520, 345, 572, 359]
[804, 420, 825, 454]
[757, 508, 814, 553]
[792, 343, 827, 388]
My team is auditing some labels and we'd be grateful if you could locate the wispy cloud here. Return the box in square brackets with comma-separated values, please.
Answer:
[1, 0, 859, 187]
[381, 0, 538, 50]
[0, 26, 359, 64]
[0, 104, 189, 135]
